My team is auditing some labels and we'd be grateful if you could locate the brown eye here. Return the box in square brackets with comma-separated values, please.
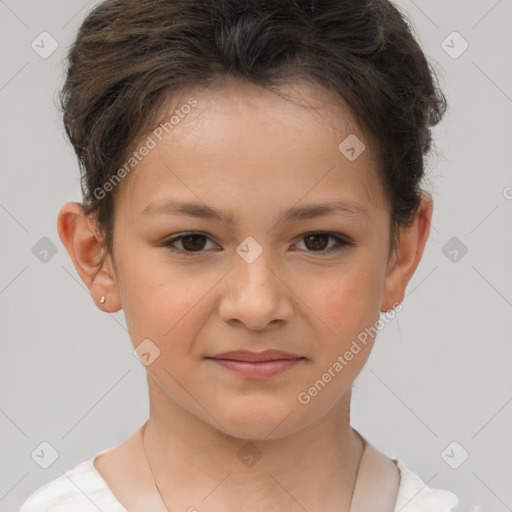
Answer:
[295, 232, 353, 253]
[160, 231, 353, 256]
[179, 234, 208, 251]
[303, 233, 330, 251]
[161, 232, 215, 253]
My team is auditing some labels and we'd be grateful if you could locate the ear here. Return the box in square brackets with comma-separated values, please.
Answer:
[381, 192, 434, 312]
[57, 202, 122, 312]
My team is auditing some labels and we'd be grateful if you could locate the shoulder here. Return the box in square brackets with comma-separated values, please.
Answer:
[394, 459, 460, 512]
[18, 451, 127, 512]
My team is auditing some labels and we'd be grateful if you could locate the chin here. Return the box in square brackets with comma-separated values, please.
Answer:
[221, 423, 295, 442]
[212, 403, 303, 441]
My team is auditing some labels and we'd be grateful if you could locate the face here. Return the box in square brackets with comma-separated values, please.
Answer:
[106, 78, 395, 439]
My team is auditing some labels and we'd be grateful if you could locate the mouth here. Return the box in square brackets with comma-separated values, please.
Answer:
[206, 350, 305, 379]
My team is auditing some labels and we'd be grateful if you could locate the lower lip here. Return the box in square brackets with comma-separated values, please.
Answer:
[208, 358, 304, 378]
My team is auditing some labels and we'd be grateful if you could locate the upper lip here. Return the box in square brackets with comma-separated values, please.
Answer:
[207, 350, 303, 362]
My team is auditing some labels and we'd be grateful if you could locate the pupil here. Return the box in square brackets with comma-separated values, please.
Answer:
[182, 235, 206, 251]
[179, 234, 330, 252]
[305, 234, 328, 251]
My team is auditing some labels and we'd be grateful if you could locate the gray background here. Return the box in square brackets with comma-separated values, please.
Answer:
[1, 1, 511, 511]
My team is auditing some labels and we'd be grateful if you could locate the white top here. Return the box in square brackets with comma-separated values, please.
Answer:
[19, 445, 460, 512]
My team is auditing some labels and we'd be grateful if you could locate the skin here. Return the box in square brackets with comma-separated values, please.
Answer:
[57, 76, 433, 512]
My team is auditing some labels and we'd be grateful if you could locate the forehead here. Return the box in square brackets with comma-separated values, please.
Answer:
[117, 77, 386, 219]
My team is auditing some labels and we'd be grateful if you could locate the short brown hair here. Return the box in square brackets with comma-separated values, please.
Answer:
[60, 0, 447, 265]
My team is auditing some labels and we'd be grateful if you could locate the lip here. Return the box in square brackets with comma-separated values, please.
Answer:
[206, 350, 305, 379]
[208, 349, 303, 362]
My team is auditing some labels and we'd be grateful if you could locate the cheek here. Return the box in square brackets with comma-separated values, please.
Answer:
[116, 254, 211, 347]
[303, 259, 384, 342]
[292, 264, 384, 407]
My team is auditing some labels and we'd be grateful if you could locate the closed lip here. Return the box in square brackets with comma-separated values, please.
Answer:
[207, 350, 304, 362]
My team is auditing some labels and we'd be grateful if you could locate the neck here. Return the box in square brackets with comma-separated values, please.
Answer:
[140, 375, 364, 512]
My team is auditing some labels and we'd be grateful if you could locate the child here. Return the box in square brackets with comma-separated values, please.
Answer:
[20, 0, 459, 510]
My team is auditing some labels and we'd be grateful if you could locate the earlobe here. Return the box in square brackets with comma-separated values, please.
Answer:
[57, 202, 122, 312]
[380, 192, 433, 312]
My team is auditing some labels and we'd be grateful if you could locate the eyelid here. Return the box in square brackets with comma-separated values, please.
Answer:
[160, 230, 354, 255]
[160, 231, 219, 251]
[292, 232, 354, 253]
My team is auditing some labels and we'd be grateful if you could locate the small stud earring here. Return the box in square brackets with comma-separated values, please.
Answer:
[99, 296, 106, 304]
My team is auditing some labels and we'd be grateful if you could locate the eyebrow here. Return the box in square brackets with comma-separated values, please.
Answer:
[141, 199, 369, 225]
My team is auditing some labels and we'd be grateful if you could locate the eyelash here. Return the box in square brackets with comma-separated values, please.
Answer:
[159, 231, 354, 255]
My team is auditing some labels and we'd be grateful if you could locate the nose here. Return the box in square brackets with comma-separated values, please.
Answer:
[218, 250, 294, 331]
